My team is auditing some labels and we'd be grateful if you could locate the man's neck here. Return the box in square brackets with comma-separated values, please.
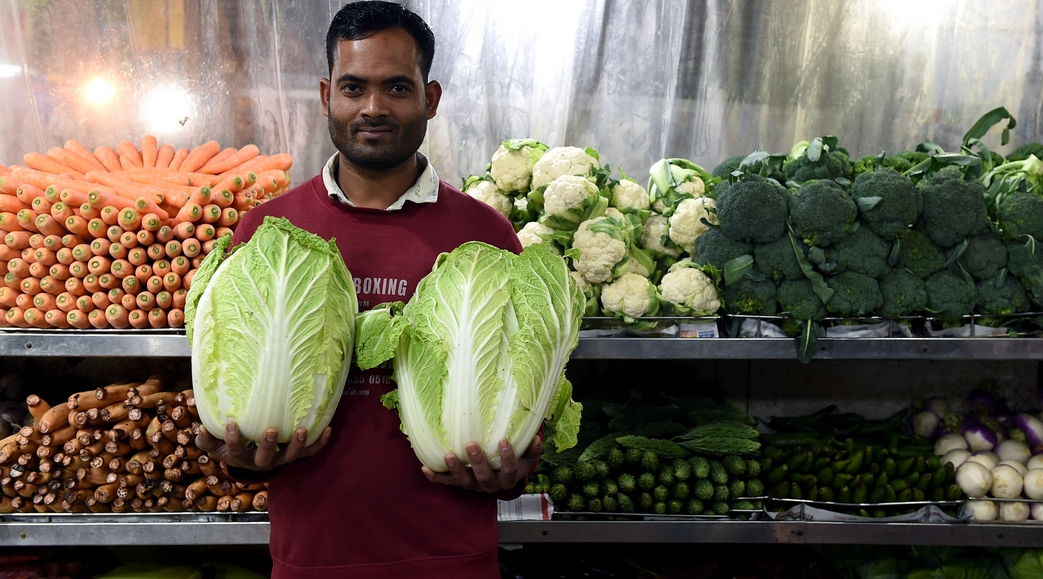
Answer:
[335, 153, 422, 210]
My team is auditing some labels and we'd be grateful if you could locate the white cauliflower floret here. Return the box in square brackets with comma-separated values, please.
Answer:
[490, 146, 532, 193]
[570, 270, 593, 294]
[532, 146, 599, 189]
[668, 197, 718, 254]
[659, 263, 720, 315]
[611, 179, 649, 212]
[651, 177, 705, 214]
[604, 207, 625, 222]
[625, 253, 652, 278]
[465, 179, 513, 217]
[601, 273, 657, 320]
[517, 221, 556, 249]
[543, 174, 600, 219]
[640, 214, 682, 259]
[571, 216, 627, 284]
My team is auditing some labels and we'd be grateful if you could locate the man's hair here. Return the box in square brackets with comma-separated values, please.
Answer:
[325, 1, 436, 82]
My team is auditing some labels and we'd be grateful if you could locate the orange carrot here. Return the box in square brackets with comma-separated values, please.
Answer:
[107, 225, 123, 243]
[88, 309, 109, 329]
[162, 272, 181, 292]
[146, 276, 164, 295]
[110, 259, 133, 279]
[170, 255, 191, 277]
[30, 196, 53, 216]
[34, 214, 64, 237]
[47, 147, 99, 177]
[50, 201, 74, 223]
[127, 247, 148, 267]
[57, 292, 78, 313]
[122, 275, 140, 295]
[119, 154, 137, 171]
[135, 291, 156, 311]
[0, 287, 17, 308]
[166, 308, 184, 328]
[88, 191, 135, 211]
[209, 187, 234, 209]
[24, 307, 49, 328]
[119, 231, 137, 248]
[120, 292, 136, 310]
[0, 212, 24, 233]
[232, 190, 253, 212]
[217, 208, 239, 228]
[42, 234, 62, 251]
[87, 256, 111, 276]
[172, 222, 195, 241]
[43, 185, 63, 203]
[67, 310, 91, 329]
[214, 227, 233, 239]
[202, 145, 260, 175]
[118, 208, 141, 231]
[136, 230, 155, 246]
[60, 188, 90, 207]
[45, 308, 71, 328]
[14, 210, 38, 233]
[64, 276, 87, 296]
[61, 234, 84, 248]
[79, 203, 100, 220]
[179, 141, 220, 173]
[93, 147, 123, 172]
[128, 308, 149, 329]
[72, 294, 92, 312]
[55, 248, 74, 266]
[83, 172, 165, 205]
[217, 153, 292, 181]
[7, 258, 29, 277]
[15, 184, 46, 207]
[153, 259, 171, 278]
[154, 145, 175, 170]
[71, 244, 91, 262]
[0, 245, 19, 261]
[64, 215, 89, 237]
[146, 244, 165, 262]
[156, 226, 174, 244]
[86, 218, 107, 239]
[33, 247, 57, 266]
[164, 240, 182, 259]
[97, 206, 120, 226]
[168, 149, 190, 172]
[128, 168, 220, 187]
[107, 287, 125, 304]
[194, 223, 216, 242]
[5, 231, 31, 250]
[198, 147, 237, 173]
[24, 153, 84, 180]
[28, 261, 48, 278]
[255, 170, 291, 193]
[173, 203, 202, 224]
[133, 196, 169, 221]
[20, 277, 41, 296]
[141, 136, 158, 169]
[108, 243, 127, 260]
[199, 204, 221, 224]
[134, 264, 152, 283]
[64, 140, 107, 173]
[83, 275, 101, 294]
[33, 293, 56, 311]
[0, 195, 30, 214]
[183, 269, 196, 290]
[153, 290, 171, 309]
[5, 307, 27, 327]
[15, 293, 32, 309]
[116, 142, 143, 168]
[39, 276, 64, 296]
[90, 290, 109, 309]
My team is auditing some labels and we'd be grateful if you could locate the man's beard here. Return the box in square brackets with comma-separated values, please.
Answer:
[328, 113, 428, 170]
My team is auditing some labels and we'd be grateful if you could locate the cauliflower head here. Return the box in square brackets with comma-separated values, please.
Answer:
[464, 178, 513, 218]
[489, 139, 547, 193]
[659, 260, 720, 316]
[532, 146, 600, 189]
[517, 221, 560, 252]
[571, 216, 630, 284]
[601, 273, 660, 322]
[648, 158, 709, 215]
[640, 214, 682, 259]
[540, 174, 607, 230]
[611, 179, 650, 212]
[668, 197, 718, 254]
[570, 271, 601, 316]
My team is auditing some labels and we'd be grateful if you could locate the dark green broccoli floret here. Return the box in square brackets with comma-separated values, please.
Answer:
[917, 166, 989, 247]
[996, 191, 1043, 241]
[715, 176, 789, 243]
[692, 228, 753, 271]
[882, 151, 930, 173]
[925, 269, 977, 320]
[826, 272, 883, 316]
[829, 227, 891, 279]
[896, 229, 946, 278]
[754, 234, 804, 281]
[850, 168, 922, 240]
[777, 279, 827, 320]
[1006, 238, 1043, 277]
[712, 154, 746, 180]
[878, 269, 928, 318]
[1005, 142, 1043, 162]
[976, 275, 1029, 316]
[789, 180, 858, 247]
[852, 154, 882, 177]
[959, 233, 1007, 280]
[724, 277, 777, 315]
[783, 148, 852, 184]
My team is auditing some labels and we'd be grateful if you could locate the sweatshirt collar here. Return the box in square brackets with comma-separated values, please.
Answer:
[323, 151, 440, 211]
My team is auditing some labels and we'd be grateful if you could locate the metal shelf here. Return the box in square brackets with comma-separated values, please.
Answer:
[0, 331, 1039, 360]
[3, 517, 1043, 547]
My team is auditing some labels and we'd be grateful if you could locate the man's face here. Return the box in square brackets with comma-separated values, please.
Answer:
[320, 28, 440, 170]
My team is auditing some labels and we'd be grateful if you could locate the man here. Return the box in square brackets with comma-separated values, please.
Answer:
[196, 2, 540, 577]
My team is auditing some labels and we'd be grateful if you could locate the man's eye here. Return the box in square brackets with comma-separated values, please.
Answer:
[342, 84, 361, 93]
[390, 85, 408, 93]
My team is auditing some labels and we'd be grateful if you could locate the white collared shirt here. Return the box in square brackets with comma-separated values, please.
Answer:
[322, 152, 440, 211]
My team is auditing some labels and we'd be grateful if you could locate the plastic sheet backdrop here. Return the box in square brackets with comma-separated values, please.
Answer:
[0, 0, 1041, 186]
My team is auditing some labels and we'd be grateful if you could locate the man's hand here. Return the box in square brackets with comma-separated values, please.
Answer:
[195, 422, 332, 472]
[421, 437, 542, 493]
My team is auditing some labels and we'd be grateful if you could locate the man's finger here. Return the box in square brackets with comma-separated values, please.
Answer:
[279, 428, 310, 464]
[521, 436, 543, 460]
[466, 443, 496, 492]
[295, 427, 333, 460]
[194, 426, 222, 454]
[223, 422, 255, 467]
[496, 439, 519, 486]
[252, 428, 281, 468]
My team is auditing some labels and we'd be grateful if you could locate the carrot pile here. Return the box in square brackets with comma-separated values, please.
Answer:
[0, 138, 292, 329]
[0, 375, 267, 514]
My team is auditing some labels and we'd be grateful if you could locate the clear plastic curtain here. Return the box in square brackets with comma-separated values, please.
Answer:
[1, 0, 1040, 186]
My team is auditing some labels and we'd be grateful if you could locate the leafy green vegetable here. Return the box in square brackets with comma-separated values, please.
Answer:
[676, 421, 761, 456]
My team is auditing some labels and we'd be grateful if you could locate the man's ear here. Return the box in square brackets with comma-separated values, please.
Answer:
[320, 78, 331, 118]
[424, 80, 442, 119]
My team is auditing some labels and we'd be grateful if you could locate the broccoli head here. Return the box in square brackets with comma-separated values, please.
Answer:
[723, 277, 777, 316]
[916, 166, 989, 247]
[715, 176, 789, 243]
[851, 154, 882, 177]
[692, 228, 753, 272]
[878, 269, 928, 318]
[712, 154, 746, 180]
[882, 151, 929, 174]
[996, 191, 1043, 241]
[789, 180, 858, 247]
[959, 232, 1008, 280]
[783, 148, 852, 184]
[850, 168, 922, 240]
[777, 279, 826, 320]
[925, 269, 977, 321]
[829, 226, 891, 279]
[754, 234, 804, 282]
[1006, 237, 1043, 277]
[826, 272, 883, 317]
[1005, 142, 1043, 162]
[895, 229, 946, 278]
[976, 275, 1029, 316]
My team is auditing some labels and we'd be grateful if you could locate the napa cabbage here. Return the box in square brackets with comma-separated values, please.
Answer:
[354, 241, 583, 472]
[186, 217, 358, 446]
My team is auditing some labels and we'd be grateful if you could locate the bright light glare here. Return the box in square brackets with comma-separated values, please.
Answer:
[875, 0, 948, 31]
[0, 64, 21, 78]
[83, 78, 116, 105]
[140, 86, 195, 134]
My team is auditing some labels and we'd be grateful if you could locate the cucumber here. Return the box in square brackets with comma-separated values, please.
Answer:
[869, 486, 885, 503]
[789, 473, 817, 487]
[790, 484, 803, 500]
[770, 481, 791, 498]
[843, 450, 864, 475]
[860, 472, 875, 490]
[812, 456, 831, 471]
[945, 484, 962, 501]
[818, 486, 835, 502]
[890, 479, 909, 492]
[852, 483, 867, 504]
[884, 485, 897, 503]
[897, 488, 912, 502]
[883, 457, 897, 479]
[896, 458, 915, 478]
[766, 464, 789, 484]
[873, 471, 889, 493]
[905, 471, 920, 486]
[832, 473, 854, 490]
[916, 473, 932, 493]
[784, 452, 808, 472]
[837, 486, 852, 503]
[816, 467, 834, 486]
[912, 487, 925, 502]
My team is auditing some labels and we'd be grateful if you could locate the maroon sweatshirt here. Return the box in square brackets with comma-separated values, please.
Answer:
[230, 175, 523, 579]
